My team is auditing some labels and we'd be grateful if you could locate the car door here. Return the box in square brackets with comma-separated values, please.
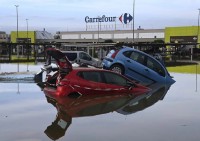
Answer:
[75, 71, 106, 95]
[145, 56, 166, 83]
[100, 71, 134, 95]
[123, 51, 155, 85]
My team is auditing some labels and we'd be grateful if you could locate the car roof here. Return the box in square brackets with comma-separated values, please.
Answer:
[121, 46, 143, 53]
[62, 51, 85, 53]
[73, 67, 108, 72]
[72, 67, 135, 81]
[121, 46, 158, 59]
[119, 46, 167, 67]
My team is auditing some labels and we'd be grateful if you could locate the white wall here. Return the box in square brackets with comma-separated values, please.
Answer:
[114, 33, 135, 39]
[62, 34, 79, 39]
[138, 32, 164, 38]
[94, 34, 112, 39]
[81, 34, 93, 39]
[60, 30, 164, 40]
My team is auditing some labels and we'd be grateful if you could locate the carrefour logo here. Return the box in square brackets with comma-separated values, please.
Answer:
[85, 13, 133, 24]
[119, 13, 133, 24]
[85, 15, 117, 23]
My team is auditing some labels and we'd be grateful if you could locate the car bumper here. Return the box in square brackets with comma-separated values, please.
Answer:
[102, 58, 113, 70]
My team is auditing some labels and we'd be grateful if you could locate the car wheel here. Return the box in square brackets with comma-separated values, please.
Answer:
[110, 64, 124, 75]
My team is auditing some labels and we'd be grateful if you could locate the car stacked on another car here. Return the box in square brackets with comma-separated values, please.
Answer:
[35, 48, 151, 98]
[102, 46, 175, 85]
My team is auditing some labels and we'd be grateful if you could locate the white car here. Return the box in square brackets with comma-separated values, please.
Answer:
[62, 51, 102, 68]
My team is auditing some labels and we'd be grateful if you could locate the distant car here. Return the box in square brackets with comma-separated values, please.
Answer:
[173, 45, 200, 56]
[102, 46, 175, 85]
[35, 48, 150, 97]
[62, 51, 102, 68]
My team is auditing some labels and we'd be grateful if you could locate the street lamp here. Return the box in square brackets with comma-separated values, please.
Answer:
[15, 5, 19, 41]
[196, 8, 200, 92]
[26, 19, 29, 72]
[197, 8, 200, 46]
[26, 19, 29, 42]
[97, 16, 100, 43]
[15, 5, 19, 72]
[132, 0, 135, 44]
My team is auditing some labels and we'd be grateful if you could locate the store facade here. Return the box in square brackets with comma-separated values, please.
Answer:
[165, 26, 199, 48]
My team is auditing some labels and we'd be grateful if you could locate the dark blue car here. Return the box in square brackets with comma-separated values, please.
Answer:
[102, 46, 175, 85]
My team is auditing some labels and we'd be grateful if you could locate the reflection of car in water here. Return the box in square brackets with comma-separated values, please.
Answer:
[44, 93, 139, 140]
[102, 46, 175, 85]
[35, 48, 150, 97]
[45, 94, 133, 140]
[42, 82, 173, 140]
[117, 83, 173, 115]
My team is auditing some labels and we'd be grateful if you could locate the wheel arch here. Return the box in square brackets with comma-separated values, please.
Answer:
[110, 63, 125, 74]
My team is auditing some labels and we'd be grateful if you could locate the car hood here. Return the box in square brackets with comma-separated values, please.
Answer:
[46, 48, 72, 71]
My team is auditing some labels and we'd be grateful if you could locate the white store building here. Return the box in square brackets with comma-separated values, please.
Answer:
[56, 28, 164, 43]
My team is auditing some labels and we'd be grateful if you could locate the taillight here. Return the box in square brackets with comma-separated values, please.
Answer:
[111, 50, 119, 59]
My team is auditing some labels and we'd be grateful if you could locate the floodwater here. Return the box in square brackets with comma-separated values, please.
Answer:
[0, 64, 200, 141]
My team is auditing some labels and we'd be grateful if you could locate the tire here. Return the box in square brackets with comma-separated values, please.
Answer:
[110, 64, 124, 75]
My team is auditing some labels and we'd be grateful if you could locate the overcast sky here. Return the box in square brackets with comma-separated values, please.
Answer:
[0, 0, 200, 34]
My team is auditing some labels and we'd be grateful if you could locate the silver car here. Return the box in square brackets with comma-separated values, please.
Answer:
[62, 51, 102, 68]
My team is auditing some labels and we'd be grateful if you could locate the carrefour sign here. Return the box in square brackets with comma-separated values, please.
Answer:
[85, 13, 133, 24]
[85, 15, 116, 23]
[119, 13, 133, 24]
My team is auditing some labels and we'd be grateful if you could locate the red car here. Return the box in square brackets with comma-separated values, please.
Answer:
[35, 48, 151, 97]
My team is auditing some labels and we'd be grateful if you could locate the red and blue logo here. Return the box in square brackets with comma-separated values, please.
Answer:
[119, 13, 133, 24]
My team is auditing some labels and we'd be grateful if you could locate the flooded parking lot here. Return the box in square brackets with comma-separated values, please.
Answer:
[0, 64, 200, 141]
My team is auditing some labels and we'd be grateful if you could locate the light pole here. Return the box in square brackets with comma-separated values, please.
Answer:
[98, 16, 100, 43]
[26, 19, 28, 42]
[132, 0, 135, 44]
[15, 5, 19, 72]
[197, 8, 200, 46]
[196, 8, 200, 92]
[15, 5, 19, 40]
[26, 19, 29, 72]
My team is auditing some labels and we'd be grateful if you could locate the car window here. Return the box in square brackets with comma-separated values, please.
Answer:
[127, 51, 146, 66]
[103, 72, 128, 86]
[64, 52, 77, 61]
[77, 71, 130, 86]
[146, 57, 165, 77]
[123, 51, 132, 58]
[129, 51, 139, 61]
[80, 52, 91, 61]
[78, 71, 102, 82]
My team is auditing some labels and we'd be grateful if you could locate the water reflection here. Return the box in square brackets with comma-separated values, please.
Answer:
[117, 83, 172, 115]
[44, 93, 137, 140]
[43, 82, 173, 140]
